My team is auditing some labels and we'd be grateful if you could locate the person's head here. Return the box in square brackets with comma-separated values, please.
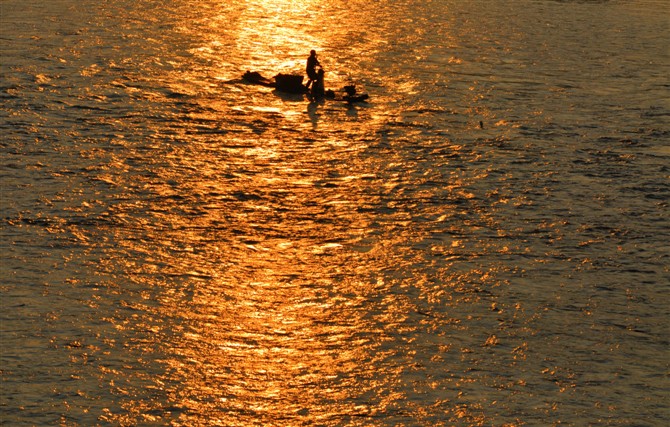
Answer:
[310, 50, 316, 56]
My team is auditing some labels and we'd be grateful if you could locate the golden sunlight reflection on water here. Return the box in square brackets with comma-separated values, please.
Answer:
[5, 0, 667, 425]
[95, 4, 420, 422]
[186, 0, 327, 78]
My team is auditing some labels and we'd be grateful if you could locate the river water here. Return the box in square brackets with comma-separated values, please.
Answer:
[1, 0, 668, 426]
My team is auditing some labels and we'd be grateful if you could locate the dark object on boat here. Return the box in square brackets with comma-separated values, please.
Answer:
[309, 68, 326, 100]
[242, 71, 308, 93]
[342, 84, 369, 103]
[274, 73, 308, 94]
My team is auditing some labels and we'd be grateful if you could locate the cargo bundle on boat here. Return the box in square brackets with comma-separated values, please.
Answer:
[242, 71, 307, 94]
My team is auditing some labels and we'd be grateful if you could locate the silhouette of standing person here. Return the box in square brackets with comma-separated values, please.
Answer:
[305, 50, 320, 89]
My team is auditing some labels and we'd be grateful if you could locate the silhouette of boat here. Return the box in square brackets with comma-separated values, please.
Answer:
[242, 71, 369, 103]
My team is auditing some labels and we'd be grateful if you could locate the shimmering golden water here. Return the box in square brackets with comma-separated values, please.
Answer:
[1, 0, 669, 426]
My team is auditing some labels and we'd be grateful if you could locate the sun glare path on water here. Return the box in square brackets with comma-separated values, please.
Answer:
[1, 0, 668, 426]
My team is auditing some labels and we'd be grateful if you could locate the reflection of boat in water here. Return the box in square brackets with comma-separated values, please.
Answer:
[242, 71, 369, 103]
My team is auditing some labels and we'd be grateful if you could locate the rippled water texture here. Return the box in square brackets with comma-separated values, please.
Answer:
[1, 0, 669, 425]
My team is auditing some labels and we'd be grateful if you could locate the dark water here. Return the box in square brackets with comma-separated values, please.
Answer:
[1, 0, 669, 425]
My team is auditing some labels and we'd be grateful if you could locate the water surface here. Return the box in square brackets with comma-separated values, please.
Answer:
[1, 0, 669, 425]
